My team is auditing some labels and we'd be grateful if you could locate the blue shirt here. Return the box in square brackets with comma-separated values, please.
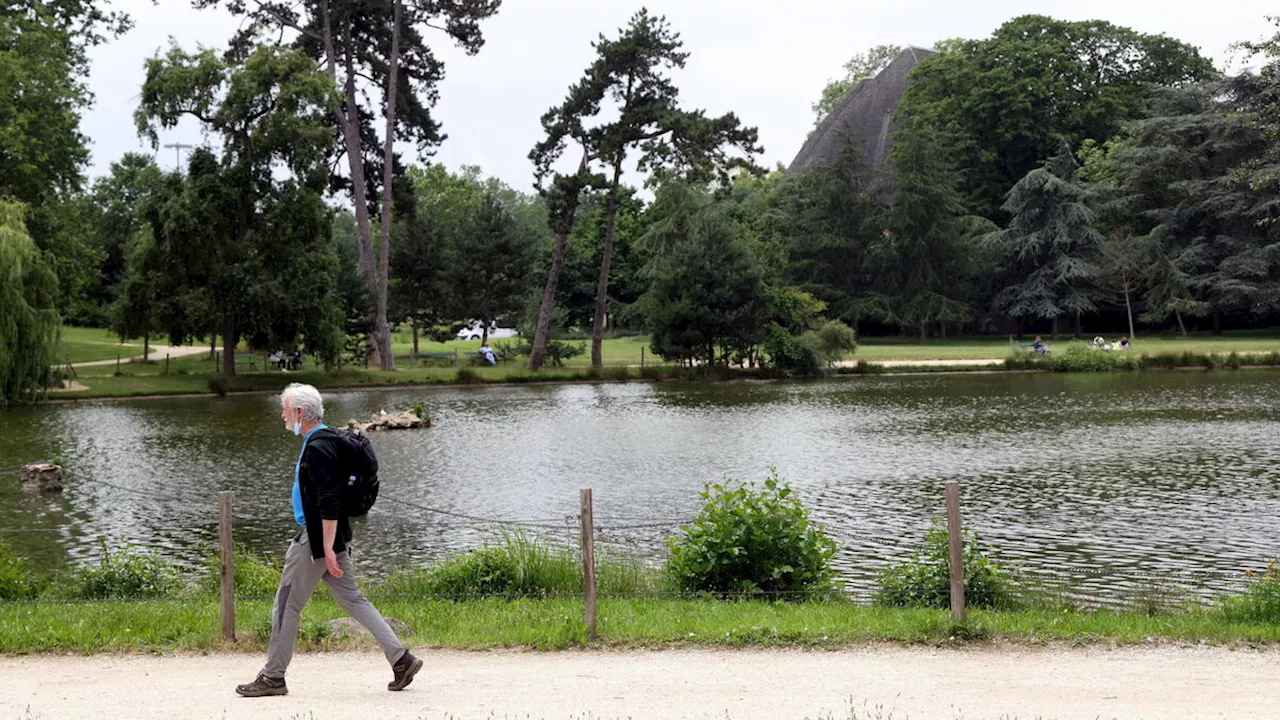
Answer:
[292, 424, 328, 525]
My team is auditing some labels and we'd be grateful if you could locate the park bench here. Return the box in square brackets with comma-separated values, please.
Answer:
[234, 353, 258, 371]
[417, 350, 458, 368]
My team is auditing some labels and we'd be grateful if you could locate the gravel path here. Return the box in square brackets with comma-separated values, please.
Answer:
[70, 344, 208, 368]
[3, 645, 1274, 719]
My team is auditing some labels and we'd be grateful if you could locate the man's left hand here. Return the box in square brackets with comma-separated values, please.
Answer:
[324, 548, 343, 578]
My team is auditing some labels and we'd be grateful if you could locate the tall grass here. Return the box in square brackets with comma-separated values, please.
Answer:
[382, 530, 663, 598]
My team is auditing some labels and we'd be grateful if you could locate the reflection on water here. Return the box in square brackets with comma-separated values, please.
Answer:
[2, 371, 1280, 602]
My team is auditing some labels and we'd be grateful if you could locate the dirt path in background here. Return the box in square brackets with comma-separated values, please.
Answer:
[69, 344, 208, 368]
[3, 645, 1274, 719]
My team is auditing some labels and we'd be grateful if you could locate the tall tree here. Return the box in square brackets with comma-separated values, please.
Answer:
[538, 10, 761, 367]
[1, 1, 130, 319]
[0, 200, 59, 405]
[196, 0, 502, 371]
[873, 128, 987, 342]
[896, 15, 1215, 220]
[447, 191, 538, 343]
[774, 142, 882, 327]
[76, 152, 164, 321]
[811, 44, 902, 124]
[134, 45, 344, 376]
[985, 146, 1103, 335]
[635, 183, 770, 367]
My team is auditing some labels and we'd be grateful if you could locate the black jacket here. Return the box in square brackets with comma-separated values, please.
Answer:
[297, 428, 352, 560]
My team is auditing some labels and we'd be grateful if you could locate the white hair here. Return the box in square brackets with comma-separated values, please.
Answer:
[280, 383, 325, 422]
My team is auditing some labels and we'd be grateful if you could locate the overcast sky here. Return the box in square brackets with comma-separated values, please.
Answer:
[85, 0, 1278, 190]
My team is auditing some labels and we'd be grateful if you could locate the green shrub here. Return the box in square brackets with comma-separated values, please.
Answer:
[454, 368, 481, 384]
[62, 541, 182, 600]
[0, 539, 45, 600]
[383, 530, 659, 598]
[406, 401, 431, 424]
[198, 545, 281, 598]
[763, 322, 819, 375]
[1050, 344, 1138, 372]
[207, 374, 231, 396]
[875, 521, 1013, 610]
[1220, 560, 1280, 623]
[666, 468, 838, 597]
[494, 339, 585, 367]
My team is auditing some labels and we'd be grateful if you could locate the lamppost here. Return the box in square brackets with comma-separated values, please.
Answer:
[163, 142, 194, 170]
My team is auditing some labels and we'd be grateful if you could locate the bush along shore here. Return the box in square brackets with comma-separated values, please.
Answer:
[49, 347, 1280, 401]
[3, 472, 1280, 653]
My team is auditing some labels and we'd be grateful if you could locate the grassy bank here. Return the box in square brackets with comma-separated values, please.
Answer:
[56, 327, 147, 365]
[4, 596, 1280, 654]
[47, 332, 1280, 400]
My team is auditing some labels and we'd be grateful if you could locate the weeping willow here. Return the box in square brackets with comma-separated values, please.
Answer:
[0, 200, 60, 405]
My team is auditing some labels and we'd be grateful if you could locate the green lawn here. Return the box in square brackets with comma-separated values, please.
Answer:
[389, 329, 652, 367]
[855, 332, 1280, 361]
[50, 331, 1280, 400]
[1, 596, 1278, 654]
[56, 326, 149, 364]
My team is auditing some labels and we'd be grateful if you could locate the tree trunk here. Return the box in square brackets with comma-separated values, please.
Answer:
[1051, 316, 1059, 337]
[328, 5, 381, 368]
[481, 324, 489, 345]
[1175, 309, 1187, 337]
[411, 323, 419, 358]
[1075, 310, 1082, 338]
[209, 333, 216, 361]
[530, 157, 588, 373]
[1212, 309, 1222, 336]
[529, 226, 572, 372]
[222, 314, 237, 378]
[591, 170, 623, 369]
[916, 325, 927, 344]
[1123, 280, 1136, 340]
[939, 321, 947, 339]
[143, 334, 150, 362]
[371, 0, 402, 372]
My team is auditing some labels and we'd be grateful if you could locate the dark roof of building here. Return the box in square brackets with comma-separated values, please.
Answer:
[787, 46, 935, 176]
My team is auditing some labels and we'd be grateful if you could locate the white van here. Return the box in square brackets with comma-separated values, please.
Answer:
[456, 321, 518, 341]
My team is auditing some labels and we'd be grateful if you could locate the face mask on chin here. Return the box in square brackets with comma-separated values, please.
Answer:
[293, 420, 303, 436]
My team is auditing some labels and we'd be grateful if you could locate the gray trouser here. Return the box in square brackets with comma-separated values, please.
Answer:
[262, 532, 406, 678]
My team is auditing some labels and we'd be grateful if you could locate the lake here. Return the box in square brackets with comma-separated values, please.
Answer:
[2, 371, 1278, 603]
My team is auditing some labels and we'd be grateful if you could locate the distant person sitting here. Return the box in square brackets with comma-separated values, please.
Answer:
[289, 349, 303, 371]
[479, 342, 497, 366]
[269, 349, 284, 370]
[1032, 336, 1048, 356]
[1117, 337, 1132, 351]
[1091, 336, 1110, 350]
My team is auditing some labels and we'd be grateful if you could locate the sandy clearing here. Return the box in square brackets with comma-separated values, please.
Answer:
[3, 646, 1274, 720]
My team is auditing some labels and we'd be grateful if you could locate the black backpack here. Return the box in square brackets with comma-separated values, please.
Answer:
[318, 428, 380, 517]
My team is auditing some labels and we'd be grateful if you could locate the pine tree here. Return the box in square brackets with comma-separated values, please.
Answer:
[986, 146, 1103, 335]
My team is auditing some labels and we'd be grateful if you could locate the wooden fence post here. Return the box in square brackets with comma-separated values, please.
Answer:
[115, 354, 121, 374]
[945, 481, 966, 624]
[165, 354, 170, 375]
[579, 488, 597, 641]
[641, 347, 645, 368]
[219, 491, 236, 641]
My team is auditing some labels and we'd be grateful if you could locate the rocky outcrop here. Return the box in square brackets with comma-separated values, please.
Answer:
[22, 464, 63, 494]
[356, 410, 429, 432]
[787, 46, 935, 177]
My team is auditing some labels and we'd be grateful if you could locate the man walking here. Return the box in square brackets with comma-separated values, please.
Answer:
[236, 383, 422, 697]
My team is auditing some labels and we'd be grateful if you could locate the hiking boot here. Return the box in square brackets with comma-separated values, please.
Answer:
[236, 673, 288, 697]
[388, 651, 423, 691]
